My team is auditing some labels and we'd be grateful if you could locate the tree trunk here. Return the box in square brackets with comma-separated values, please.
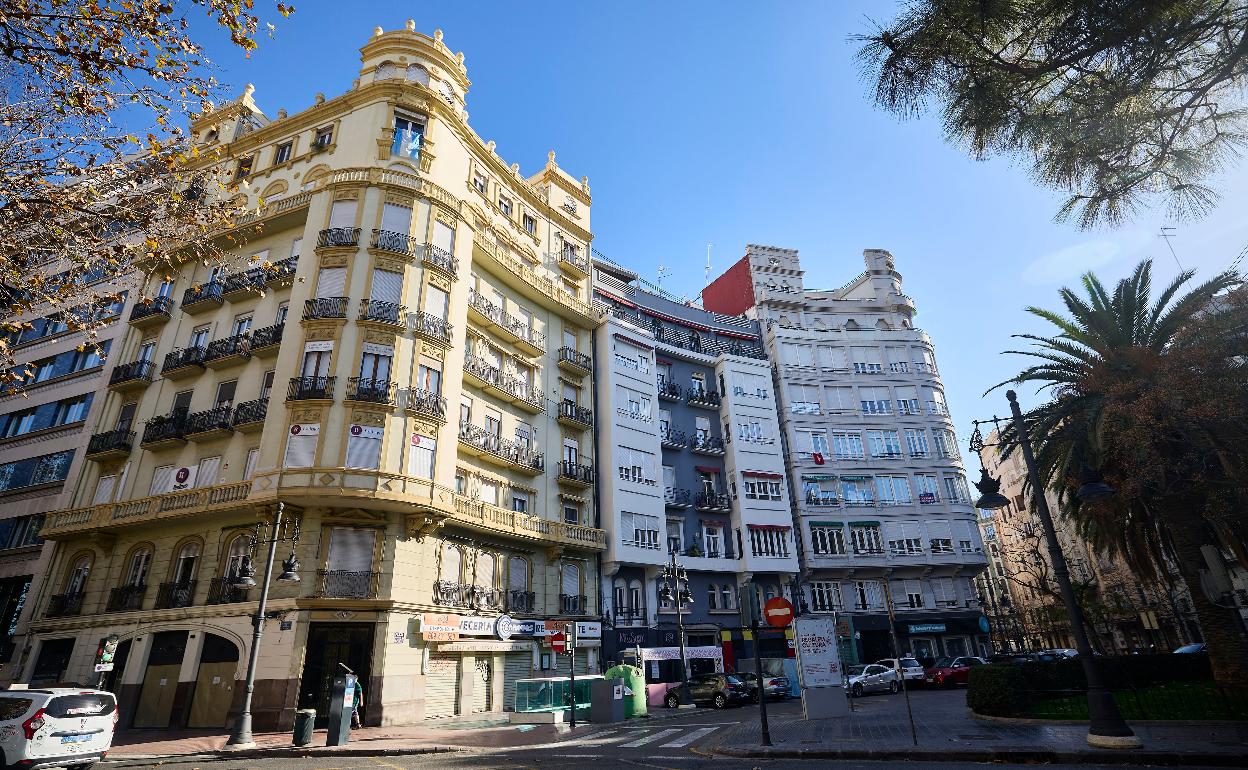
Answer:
[1166, 521, 1248, 684]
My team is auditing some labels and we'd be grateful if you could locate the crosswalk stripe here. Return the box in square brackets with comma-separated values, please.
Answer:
[659, 726, 718, 747]
[620, 728, 682, 747]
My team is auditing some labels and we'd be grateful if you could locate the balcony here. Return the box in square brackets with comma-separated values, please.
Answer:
[141, 411, 189, 448]
[359, 298, 406, 327]
[185, 405, 233, 441]
[505, 376, 545, 413]
[691, 435, 726, 456]
[466, 288, 503, 329]
[657, 380, 682, 401]
[451, 495, 606, 551]
[805, 492, 841, 507]
[154, 580, 197, 609]
[421, 243, 459, 278]
[458, 421, 544, 474]
[206, 576, 250, 605]
[927, 401, 949, 416]
[263, 256, 298, 287]
[559, 593, 588, 615]
[557, 400, 593, 429]
[314, 570, 379, 599]
[686, 388, 721, 409]
[664, 488, 693, 508]
[108, 359, 155, 392]
[45, 592, 84, 618]
[347, 377, 395, 405]
[558, 460, 594, 488]
[303, 296, 348, 321]
[432, 580, 504, 612]
[463, 354, 544, 413]
[86, 429, 134, 461]
[370, 228, 420, 258]
[204, 333, 251, 368]
[232, 398, 267, 432]
[555, 249, 590, 278]
[162, 346, 206, 379]
[660, 428, 687, 450]
[105, 584, 146, 613]
[402, 388, 447, 421]
[557, 346, 592, 375]
[695, 491, 732, 511]
[507, 590, 536, 614]
[412, 311, 452, 346]
[287, 376, 335, 401]
[182, 282, 224, 314]
[128, 296, 173, 328]
[472, 234, 597, 325]
[41, 479, 252, 540]
[249, 322, 284, 357]
[221, 267, 267, 299]
[317, 227, 361, 249]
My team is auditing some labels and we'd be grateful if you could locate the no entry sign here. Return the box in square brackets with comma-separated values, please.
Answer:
[549, 631, 567, 654]
[763, 597, 795, 628]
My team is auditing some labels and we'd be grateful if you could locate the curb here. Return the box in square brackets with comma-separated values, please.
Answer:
[973, 712, 1248, 727]
[111, 746, 461, 761]
[711, 746, 1248, 766]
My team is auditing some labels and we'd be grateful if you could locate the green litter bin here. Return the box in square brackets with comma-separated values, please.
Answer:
[293, 708, 316, 746]
[604, 664, 647, 718]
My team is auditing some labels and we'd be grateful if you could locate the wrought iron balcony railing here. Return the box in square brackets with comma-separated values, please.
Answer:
[129, 295, 173, 323]
[141, 411, 189, 444]
[371, 228, 420, 256]
[559, 460, 594, 485]
[154, 580, 197, 609]
[87, 428, 134, 457]
[557, 346, 592, 372]
[287, 375, 335, 401]
[695, 491, 732, 510]
[559, 593, 587, 615]
[109, 358, 155, 386]
[557, 400, 593, 427]
[185, 405, 233, 435]
[314, 570, 379, 599]
[657, 380, 683, 400]
[686, 388, 722, 408]
[413, 310, 452, 343]
[402, 388, 446, 419]
[660, 427, 687, 448]
[232, 398, 267, 426]
[347, 377, 395, 405]
[317, 227, 361, 249]
[204, 333, 251, 363]
[303, 296, 348, 320]
[45, 592, 83, 618]
[105, 584, 146, 612]
[359, 298, 406, 325]
[422, 243, 459, 276]
[249, 322, 284, 351]
[162, 346, 206, 374]
[205, 576, 250, 605]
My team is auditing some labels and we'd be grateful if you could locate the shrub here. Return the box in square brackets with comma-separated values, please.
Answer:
[967, 664, 1029, 717]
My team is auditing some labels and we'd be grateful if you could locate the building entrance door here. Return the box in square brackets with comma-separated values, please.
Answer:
[298, 623, 374, 726]
[911, 638, 937, 660]
[187, 634, 239, 727]
[132, 631, 188, 728]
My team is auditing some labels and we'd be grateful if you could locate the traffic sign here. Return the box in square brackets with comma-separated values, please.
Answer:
[549, 631, 567, 654]
[763, 597, 796, 628]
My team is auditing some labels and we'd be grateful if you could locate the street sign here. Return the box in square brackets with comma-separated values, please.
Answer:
[93, 663, 114, 673]
[549, 631, 567, 654]
[763, 597, 796, 628]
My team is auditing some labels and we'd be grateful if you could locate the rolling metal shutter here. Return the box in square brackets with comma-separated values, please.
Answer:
[424, 653, 460, 719]
[472, 656, 493, 713]
[503, 651, 533, 712]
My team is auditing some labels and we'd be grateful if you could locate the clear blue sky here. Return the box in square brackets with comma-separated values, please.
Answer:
[206, 0, 1248, 442]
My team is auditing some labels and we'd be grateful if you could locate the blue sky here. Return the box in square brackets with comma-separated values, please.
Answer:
[206, 0, 1248, 441]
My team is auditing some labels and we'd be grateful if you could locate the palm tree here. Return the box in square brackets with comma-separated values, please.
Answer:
[998, 259, 1248, 682]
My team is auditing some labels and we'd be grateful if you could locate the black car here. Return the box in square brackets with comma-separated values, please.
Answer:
[664, 673, 752, 709]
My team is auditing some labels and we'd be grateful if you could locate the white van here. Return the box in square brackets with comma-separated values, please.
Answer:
[0, 689, 116, 769]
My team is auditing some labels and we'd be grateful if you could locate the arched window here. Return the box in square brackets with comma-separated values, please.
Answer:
[223, 534, 250, 579]
[476, 552, 495, 588]
[707, 583, 719, 610]
[124, 547, 152, 587]
[405, 63, 430, 85]
[442, 544, 462, 582]
[720, 585, 735, 609]
[375, 61, 397, 80]
[613, 580, 626, 616]
[65, 554, 91, 594]
[628, 580, 643, 616]
[173, 541, 200, 585]
[562, 563, 581, 612]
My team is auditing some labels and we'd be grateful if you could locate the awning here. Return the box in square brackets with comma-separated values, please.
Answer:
[742, 471, 783, 479]
[802, 475, 837, 481]
[747, 524, 790, 531]
[699, 518, 728, 526]
[840, 475, 872, 481]
[848, 520, 881, 527]
[614, 333, 654, 350]
[809, 521, 843, 527]
[694, 465, 720, 473]
[595, 288, 637, 308]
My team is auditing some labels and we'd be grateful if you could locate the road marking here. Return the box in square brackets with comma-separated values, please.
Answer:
[621, 728, 682, 747]
[659, 726, 717, 747]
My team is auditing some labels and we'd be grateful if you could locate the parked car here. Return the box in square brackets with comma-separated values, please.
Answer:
[923, 656, 987, 687]
[664, 673, 752, 709]
[844, 663, 900, 697]
[1039, 648, 1079, 658]
[1174, 643, 1207, 654]
[736, 672, 790, 701]
[876, 657, 925, 685]
[0, 688, 116, 770]
[987, 653, 1031, 664]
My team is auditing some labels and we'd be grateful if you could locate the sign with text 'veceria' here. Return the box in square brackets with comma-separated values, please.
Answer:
[421, 614, 556, 641]
[793, 617, 842, 688]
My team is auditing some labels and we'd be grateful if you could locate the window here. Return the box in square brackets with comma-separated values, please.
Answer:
[65, 554, 91, 594]
[1, 407, 36, 437]
[243, 447, 260, 479]
[0, 513, 44, 550]
[392, 113, 424, 159]
[613, 344, 650, 373]
[476, 553, 496, 588]
[810, 525, 846, 555]
[895, 385, 920, 415]
[358, 343, 393, 382]
[498, 195, 512, 215]
[788, 384, 821, 414]
[407, 435, 436, 479]
[563, 504, 580, 525]
[234, 155, 253, 180]
[795, 429, 830, 456]
[314, 125, 334, 147]
[616, 386, 651, 421]
[472, 170, 487, 194]
[703, 524, 724, 557]
[905, 429, 929, 457]
[748, 526, 790, 558]
[283, 423, 319, 467]
[617, 446, 656, 485]
[737, 419, 768, 443]
[274, 141, 293, 164]
[875, 475, 912, 505]
[832, 431, 864, 460]
[854, 580, 884, 610]
[817, 346, 847, 370]
[424, 285, 449, 320]
[860, 386, 892, 415]
[867, 429, 902, 458]
[932, 429, 959, 459]
[851, 347, 883, 374]
[707, 584, 719, 610]
[172, 541, 200, 585]
[124, 547, 152, 587]
[622, 512, 660, 549]
[742, 474, 783, 501]
[416, 357, 442, 395]
[731, 371, 768, 398]
[928, 521, 954, 554]
[214, 380, 237, 409]
[508, 556, 529, 593]
[849, 525, 883, 554]
[441, 544, 463, 582]
[666, 520, 683, 554]
[781, 343, 815, 367]
[943, 474, 971, 504]
[915, 474, 940, 503]
[511, 492, 530, 513]
[720, 585, 735, 609]
[886, 522, 923, 555]
[0, 450, 74, 491]
[810, 581, 843, 611]
[345, 425, 383, 469]
[899, 579, 924, 609]
[803, 477, 838, 506]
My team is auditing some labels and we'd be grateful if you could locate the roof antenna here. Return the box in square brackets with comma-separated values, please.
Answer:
[656, 264, 671, 290]
[704, 242, 712, 286]
[1159, 227, 1184, 270]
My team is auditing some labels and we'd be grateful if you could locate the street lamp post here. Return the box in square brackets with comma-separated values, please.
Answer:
[225, 502, 302, 749]
[971, 391, 1141, 749]
[659, 549, 693, 705]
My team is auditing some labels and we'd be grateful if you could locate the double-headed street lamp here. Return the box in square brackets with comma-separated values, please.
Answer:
[658, 548, 693, 705]
[970, 390, 1141, 749]
[225, 502, 302, 749]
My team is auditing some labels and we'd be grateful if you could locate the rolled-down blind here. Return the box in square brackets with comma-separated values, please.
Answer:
[345, 425, 383, 469]
[432, 220, 455, 252]
[93, 475, 116, 504]
[316, 267, 346, 298]
[197, 456, 222, 488]
[561, 562, 580, 595]
[327, 527, 376, 571]
[370, 269, 404, 304]
[149, 465, 174, 496]
[381, 203, 412, 234]
[328, 200, 357, 229]
[284, 424, 320, 467]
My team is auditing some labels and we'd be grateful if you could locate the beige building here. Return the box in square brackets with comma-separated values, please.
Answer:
[977, 429, 1195, 653]
[23, 22, 605, 730]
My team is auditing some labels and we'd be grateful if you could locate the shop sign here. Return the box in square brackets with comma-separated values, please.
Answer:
[458, 617, 495, 636]
[574, 621, 602, 639]
[907, 623, 947, 634]
[419, 613, 461, 641]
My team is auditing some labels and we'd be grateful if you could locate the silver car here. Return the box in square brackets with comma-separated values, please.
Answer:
[876, 657, 925, 684]
[843, 663, 900, 696]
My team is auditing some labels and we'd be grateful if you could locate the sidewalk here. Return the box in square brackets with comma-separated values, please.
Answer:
[706, 695, 1248, 766]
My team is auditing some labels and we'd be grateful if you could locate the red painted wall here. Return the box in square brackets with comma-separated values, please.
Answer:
[702, 256, 754, 315]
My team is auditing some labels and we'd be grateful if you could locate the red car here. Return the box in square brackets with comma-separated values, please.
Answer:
[923, 656, 987, 687]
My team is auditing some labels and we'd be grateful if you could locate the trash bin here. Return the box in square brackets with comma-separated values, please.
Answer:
[293, 708, 316, 746]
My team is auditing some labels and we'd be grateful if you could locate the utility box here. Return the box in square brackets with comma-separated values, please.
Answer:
[590, 678, 626, 724]
[326, 673, 356, 746]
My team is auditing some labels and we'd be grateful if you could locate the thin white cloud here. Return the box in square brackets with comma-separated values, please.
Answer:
[1021, 232, 1149, 285]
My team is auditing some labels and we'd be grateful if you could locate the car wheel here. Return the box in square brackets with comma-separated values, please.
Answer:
[889, 680, 899, 693]
[851, 683, 863, 698]
[713, 693, 728, 709]
[664, 692, 680, 709]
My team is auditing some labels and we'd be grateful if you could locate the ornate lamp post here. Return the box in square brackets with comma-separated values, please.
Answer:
[225, 502, 302, 749]
[658, 549, 693, 705]
[970, 392, 1141, 749]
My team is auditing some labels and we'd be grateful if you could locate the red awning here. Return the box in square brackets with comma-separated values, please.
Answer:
[694, 466, 720, 473]
[614, 333, 654, 350]
[742, 471, 784, 479]
[700, 518, 728, 526]
[595, 288, 637, 308]
[747, 524, 790, 531]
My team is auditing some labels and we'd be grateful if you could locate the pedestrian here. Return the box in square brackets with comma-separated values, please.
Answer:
[351, 678, 364, 728]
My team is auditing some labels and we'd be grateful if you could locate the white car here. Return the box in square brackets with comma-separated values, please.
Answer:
[0, 688, 116, 770]
[876, 657, 925, 683]
[843, 663, 900, 696]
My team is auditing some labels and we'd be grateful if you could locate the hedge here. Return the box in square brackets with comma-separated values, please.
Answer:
[966, 664, 1030, 717]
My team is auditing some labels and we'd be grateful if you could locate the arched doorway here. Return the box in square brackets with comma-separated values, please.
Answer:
[187, 633, 239, 728]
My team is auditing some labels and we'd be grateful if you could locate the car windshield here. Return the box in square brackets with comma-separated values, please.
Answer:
[1174, 644, 1205, 653]
[931, 657, 952, 668]
[900, 658, 920, 667]
[737, 673, 757, 681]
[725, 675, 744, 685]
[846, 665, 866, 676]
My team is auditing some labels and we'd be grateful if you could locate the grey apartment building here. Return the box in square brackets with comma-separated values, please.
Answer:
[593, 258, 798, 670]
[704, 245, 989, 663]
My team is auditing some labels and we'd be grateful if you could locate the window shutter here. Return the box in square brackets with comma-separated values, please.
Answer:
[149, 465, 175, 495]
[316, 267, 347, 298]
[243, 448, 260, 480]
[197, 456, 222, 487]
[328, 200, 357, 229]
[432, 220, 455, 252]
[345, 425, 383, 469]
[283, 424, 320, 467]
[326, 527, 376, 572]
[562, 563, 580, 595]
[508, 557, 528, 590]
[380, 203, 412, 234]
[407, 435, 436, 478]
[93, 474, 116, 504]
[424, 286, 448, 319]
[370, 269, 403, 304]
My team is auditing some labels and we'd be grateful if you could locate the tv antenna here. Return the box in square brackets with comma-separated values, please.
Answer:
[1158, 227, 1184, 270]
[704, 242, 712, 286]
[656, 264, 672, 290]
